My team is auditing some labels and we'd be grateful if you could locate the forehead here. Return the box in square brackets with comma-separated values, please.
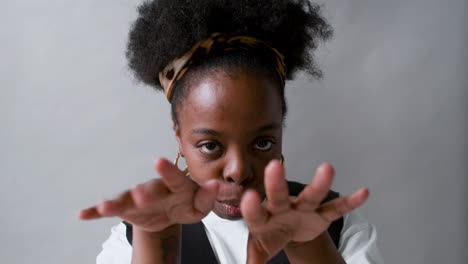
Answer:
[178, 70, 283, 131]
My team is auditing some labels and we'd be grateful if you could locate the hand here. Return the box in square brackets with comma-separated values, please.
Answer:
[241, 160, 369, 263]
[78, 158, 219, 232]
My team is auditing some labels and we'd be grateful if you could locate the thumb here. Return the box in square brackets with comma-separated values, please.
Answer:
[193, 180, 220, 215]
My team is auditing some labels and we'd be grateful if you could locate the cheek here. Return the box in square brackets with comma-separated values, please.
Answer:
[184, 151, 220, 185]
[187, 166, 217, 185]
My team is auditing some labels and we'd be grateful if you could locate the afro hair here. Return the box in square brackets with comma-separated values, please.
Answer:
[126, 0, 333, 91]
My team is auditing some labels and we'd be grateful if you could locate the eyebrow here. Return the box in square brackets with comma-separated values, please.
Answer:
[191, 128, 221, 136]
[191, 122, 281, 136]
[256, 123, 281, 133]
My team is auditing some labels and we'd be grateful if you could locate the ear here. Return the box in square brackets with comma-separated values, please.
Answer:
[173, 120, 183, 154]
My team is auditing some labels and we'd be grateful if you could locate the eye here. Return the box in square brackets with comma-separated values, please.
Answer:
[199, 142, 221, 154]
[254, 139, 274, 151]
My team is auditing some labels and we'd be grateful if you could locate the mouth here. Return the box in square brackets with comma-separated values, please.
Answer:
[213, 182, 264, 219]
[214, 200, 242, 218]
[219, 199, 240, 207]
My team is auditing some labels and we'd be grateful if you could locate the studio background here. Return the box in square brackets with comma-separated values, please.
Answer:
[1, 0, 466, 263]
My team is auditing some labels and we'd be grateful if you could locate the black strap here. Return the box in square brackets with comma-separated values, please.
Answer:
[123, 181, 344, 263]
[181, 222, 219, 263]
[123, 221, 133, 245]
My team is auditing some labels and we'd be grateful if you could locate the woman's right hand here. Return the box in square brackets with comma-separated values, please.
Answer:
[78, 158, 220, 232]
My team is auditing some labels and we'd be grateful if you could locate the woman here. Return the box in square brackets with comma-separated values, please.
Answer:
[79, 0, 383, 263]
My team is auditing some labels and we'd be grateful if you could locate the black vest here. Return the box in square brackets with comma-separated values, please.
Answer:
[123, 181, 343, 263]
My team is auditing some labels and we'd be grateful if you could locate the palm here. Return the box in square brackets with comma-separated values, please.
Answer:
[241, 161, 369, 263]
[78, 158, 219, 232]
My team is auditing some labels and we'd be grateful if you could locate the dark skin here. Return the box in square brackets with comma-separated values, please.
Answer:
[175, 69, 283, 220]
[79, 68, 369, 263]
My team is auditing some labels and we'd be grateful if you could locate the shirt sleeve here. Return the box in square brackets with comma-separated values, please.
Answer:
[338, 210, 384, 264]
[96, 222, 133, 264]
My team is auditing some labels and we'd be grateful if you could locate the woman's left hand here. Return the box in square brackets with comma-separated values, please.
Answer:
[240, 160, 369, 264]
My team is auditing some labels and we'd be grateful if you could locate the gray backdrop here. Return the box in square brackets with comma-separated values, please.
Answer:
[1, 0, 466, 263]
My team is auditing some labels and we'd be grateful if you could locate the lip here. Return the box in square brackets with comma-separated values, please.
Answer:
[218, 199, 240, 207]
[215, 200, 242, 218]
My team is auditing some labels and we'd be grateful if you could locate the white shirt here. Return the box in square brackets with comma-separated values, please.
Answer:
[201, 212, 249, 263]
[96, 210, 384, 264]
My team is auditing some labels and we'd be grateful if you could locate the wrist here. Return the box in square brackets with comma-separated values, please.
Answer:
[284, 232, 345, 264]
[132, 224, 181, 264]
[285, 237, 315, 252]
[134, 224, 181, 240]
[285, 232, 325, 250]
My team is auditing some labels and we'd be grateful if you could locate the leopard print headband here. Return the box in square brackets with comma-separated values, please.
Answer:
[159, 33, 287, 102]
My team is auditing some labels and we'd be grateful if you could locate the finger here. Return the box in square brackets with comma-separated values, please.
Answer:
[154, 158, 189, 193]
[264, 160, 290, 214]
[95, 190, 136, 217]
[77, 206, 101, 220]
[317, 188, 369, 222]
[95, 200, 123, 217]
[114, 190, 136, 209]
[296, 163, 334, 210]
[130, 179, 167, 209]
[193, 180, 220, 215]
[79, 189, 136, 220]
[241, 190, 269, 230]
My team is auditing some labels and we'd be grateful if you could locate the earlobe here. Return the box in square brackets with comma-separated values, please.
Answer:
[172, 119, 179, 133]
[173, 120, 181, 140]
[173, 121, 184, 156]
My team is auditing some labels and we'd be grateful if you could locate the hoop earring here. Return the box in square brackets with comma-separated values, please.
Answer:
[174, 152, 189, 176]
[280, 154, 285, 164]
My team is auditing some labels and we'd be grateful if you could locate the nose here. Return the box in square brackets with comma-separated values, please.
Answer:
[222, 150, 254, 185]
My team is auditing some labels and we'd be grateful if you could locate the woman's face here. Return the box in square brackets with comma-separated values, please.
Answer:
[174, 69, 283, 220]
